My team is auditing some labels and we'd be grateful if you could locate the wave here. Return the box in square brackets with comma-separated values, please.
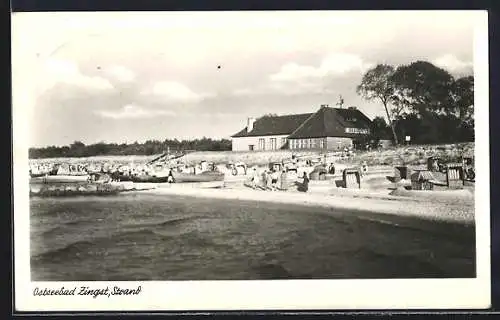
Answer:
[32, 229, 165, 262]
[32, 239, 96, 263]
[354, 214, 475, 243]
[39, 219, 95, 237]
[157, 216, 202, 227]
[122, 215, 203, 230]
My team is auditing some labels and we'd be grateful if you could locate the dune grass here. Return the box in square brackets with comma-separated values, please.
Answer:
[29, 142, 474, 168]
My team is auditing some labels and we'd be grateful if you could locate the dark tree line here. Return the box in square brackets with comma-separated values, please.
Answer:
[357, 61, 474, 145]
[29, 138, 232, 159]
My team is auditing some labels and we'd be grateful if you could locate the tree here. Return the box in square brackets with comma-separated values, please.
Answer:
[356, 64, 399, 145]
[29, 138, 233, 159]
[70, 141, 85, 149]
[371, 116, 392, 141]
[390, 61, 455, 116]
[389, 61, 476, 143]
[451, 75, 474, 124]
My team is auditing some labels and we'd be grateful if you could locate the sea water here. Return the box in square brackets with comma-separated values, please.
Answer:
[30, 193, 476, 280]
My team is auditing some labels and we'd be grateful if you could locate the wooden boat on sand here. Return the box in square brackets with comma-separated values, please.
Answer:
[30, 175, 90, 184]
[30, 172, 48, 178]
[130, 171, 225, 183]
[175, 171, 225, 183]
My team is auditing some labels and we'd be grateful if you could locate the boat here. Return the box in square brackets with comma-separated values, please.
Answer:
[130, 171, 225, 183]
[130, 175, 171, 183]
[30, 172, 48, 178]
[30, 175, 91, 184]
[30, 182, 126, 197]
[109, 171, 134, 182]
[175, 171, 225, 183]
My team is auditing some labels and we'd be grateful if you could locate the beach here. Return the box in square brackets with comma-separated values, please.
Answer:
[30, 192, 475, 281]
[28, 156, 476, 281]
[30, 165, 475, 225]
[143, 182, 474, 225]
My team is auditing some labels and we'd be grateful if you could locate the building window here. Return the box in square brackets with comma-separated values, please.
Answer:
[249, 145, 254, 151]
[259, 138, 265, 150]
[270, 138, 277, 150]
[345, 127, 370, 134]
[319, 138, 325, 149]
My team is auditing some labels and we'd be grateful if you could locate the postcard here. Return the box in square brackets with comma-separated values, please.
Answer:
[12, 10, 490, 311]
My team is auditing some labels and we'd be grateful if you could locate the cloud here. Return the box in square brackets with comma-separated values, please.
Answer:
[232, 80, 334, 97]
[432, 54, 473, 73]
[232, 88, 255, 96]
[197, 112, 238, 118]
[104, 65, 135, 82]
[270, 53, 372, 82]
[141, 81, 211, 103]
[95, 104, 175, 119]
[42, 59, 114, 92]
[233, 53, 370, 97]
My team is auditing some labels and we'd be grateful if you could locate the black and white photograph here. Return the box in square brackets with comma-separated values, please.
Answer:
[12, 10, 490, 311]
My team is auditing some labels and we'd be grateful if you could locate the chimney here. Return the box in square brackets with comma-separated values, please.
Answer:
[247, 117, 255, 132]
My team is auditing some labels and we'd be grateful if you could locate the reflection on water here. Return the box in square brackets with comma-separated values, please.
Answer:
[30, 193, 475, 280]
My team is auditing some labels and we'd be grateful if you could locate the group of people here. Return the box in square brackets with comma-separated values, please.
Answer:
[249, 168, 288, 191]
[248, 168, 310, 192]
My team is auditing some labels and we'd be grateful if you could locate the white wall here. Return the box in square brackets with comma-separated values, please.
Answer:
[289, 137, 353, 150]
[232, 135, 288, 151]
[326, 137, 353, 150]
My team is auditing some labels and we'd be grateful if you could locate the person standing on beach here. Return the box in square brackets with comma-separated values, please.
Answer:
[299, 171, 310, 192]
[251, 168, 260, 189]
[266, 170, 273, 190]
[329, 163, 335, 175]
[280, 169, 288, 191]
[167, 168, 175, 183]
[261, 170, 268, 190]
[271, 169, 279, 191]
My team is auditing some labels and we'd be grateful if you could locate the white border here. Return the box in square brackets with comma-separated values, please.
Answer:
[13, 10, 490, 311]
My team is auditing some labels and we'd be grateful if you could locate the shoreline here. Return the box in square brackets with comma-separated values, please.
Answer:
[139, 184, 475, 226]
[29, 169, 475, 226]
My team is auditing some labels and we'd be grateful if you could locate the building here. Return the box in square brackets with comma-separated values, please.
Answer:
[231, 105, 372, 151]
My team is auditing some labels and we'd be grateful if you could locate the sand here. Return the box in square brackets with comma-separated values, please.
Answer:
[140, 180, 474, 225]
[117, 166, 475, 225]
[30, 163, 475, 226]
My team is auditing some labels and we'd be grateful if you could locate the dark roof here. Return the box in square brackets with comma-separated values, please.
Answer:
[335, 107, 372, 127]
[231, 113, 313, 137]
[288, 106, 372, 139]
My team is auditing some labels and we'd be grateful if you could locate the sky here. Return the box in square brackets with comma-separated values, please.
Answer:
[11, 11, 480, 148]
